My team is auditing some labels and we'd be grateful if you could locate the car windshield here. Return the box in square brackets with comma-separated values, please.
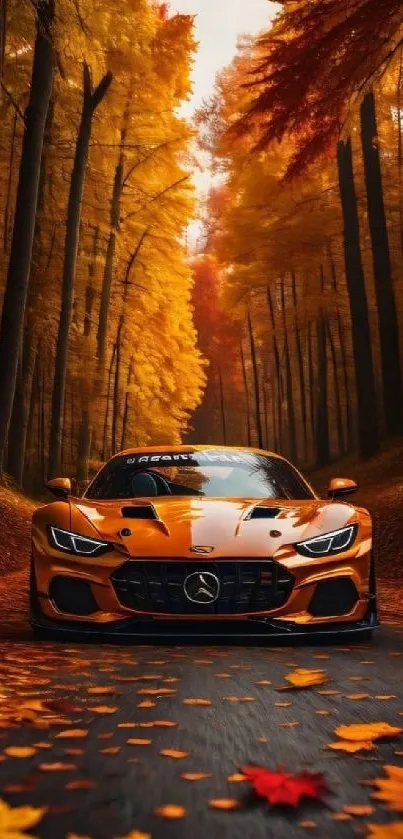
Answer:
[85, 450, 315, 501]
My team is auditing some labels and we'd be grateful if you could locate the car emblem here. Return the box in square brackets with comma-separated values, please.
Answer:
[190, 546, 214, 554]
[183, 572, 220, 605]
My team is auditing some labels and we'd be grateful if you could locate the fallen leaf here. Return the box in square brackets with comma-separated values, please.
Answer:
[347, 694, 371, 700]
[344, 805, 374, 816]
[370, 765, 403, 812]
[154, 805, 186, 819]
[298, 821, 317, 828]
[326, 741, 374, 753]
[375, 696, 396, 701]
[4, 746, 36, 758]
[160, 749, 189, 759]
[284, 669, 327, 689]
[335, 723, 403, 742]
[127, 739, 152, 746]
[0, 798, 46, 836]
[116, 832, 151, 839]
[182, 698, 211, 706]
[56, 729, 88, 739]
[180, 772, 212, 781]
[65, 780, 96, 790]
[39, 762, 76, 771]
[208, 799, 240, 810]
[275, 702, 292, 708]
[99, 747, 122, 755]
[367, 824, 403, 839]
[87, 686, 119, 694]
[227, 773, 247, 782]
[137, 701, 156, 709]
[88, 706, 117, 714]
[331, 812, 352, 821]
[137, 689, 176, 696]
[241, 765, 331, 807]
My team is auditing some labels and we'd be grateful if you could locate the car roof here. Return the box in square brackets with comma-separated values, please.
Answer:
[117, 444, 281, 459]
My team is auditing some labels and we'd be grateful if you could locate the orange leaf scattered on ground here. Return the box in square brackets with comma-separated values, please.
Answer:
[117, 832, 151, 839]
[180, 772, 212, 781]
[347, 694, 371, 700]
[370, 765, 403, 812]
[39, 762, 76, 771]
[227, 773, 247, 782]
[88, 706, 118, 714]
[56, 729, 88, 739]
[241, 765, 331, 807]
[182, 698, 211, 706]
[326, 741, 375, 753]
[4, 746, 36, 758]
[137, 701, 156, 709]
[366, 824, 403, 839]
[208, 799, 240, 810]
[154, 805, 186, 819]
[137, 689, 176, 696]
[344, 805, 375, 816]
[299, 820, 317, 828]
[335, 723, 403, 742]
[0, 799, 47, 836]
[65, 780, 96, 790]
[99, 746, 122, 755]
[283, 669, 328, 689]
[160, 749, 189, 759]
[127, 739, 152, 746]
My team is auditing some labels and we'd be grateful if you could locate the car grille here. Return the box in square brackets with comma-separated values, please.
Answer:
[111, 560, 294, 615]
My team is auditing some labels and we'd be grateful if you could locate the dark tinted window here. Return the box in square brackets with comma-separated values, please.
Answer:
[85, 450, 315, 501]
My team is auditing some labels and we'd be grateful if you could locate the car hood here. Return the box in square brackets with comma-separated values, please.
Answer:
[70, 496, 359, 559]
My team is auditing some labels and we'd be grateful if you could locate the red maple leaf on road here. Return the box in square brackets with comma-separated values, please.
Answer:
[240, 765, 331, 807]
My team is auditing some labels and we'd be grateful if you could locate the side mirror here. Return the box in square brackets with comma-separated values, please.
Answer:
[46, 477, 72, 499]
[328, 477, 357, 500]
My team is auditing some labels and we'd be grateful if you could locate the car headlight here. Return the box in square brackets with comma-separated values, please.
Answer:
[294, 524, 358, 558]
[48, 526, 112, 557]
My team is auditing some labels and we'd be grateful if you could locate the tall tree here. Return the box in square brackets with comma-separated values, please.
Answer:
[337, 139, 380, 458]
[0, 0, 54, 470]
[48, 63, 112, 478]
[360, 91, 403, 434]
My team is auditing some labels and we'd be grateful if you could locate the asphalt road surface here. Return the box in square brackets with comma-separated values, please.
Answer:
[0, 622, 403, 839]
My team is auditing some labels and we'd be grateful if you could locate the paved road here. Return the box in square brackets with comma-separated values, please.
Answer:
[0, 623, 403, 839]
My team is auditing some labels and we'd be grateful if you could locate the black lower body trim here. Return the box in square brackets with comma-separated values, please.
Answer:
[30, 597, 379, 645]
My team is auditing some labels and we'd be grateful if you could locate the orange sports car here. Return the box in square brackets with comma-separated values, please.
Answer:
[30, 445, 378, 642]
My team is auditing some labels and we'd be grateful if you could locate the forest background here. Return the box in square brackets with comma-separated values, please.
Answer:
[1, 0, 403, 495]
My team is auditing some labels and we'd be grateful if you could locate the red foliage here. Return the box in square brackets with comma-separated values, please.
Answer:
[233, 0, 403, 175]
[157, 2, 169, 21]
[241, 765, 331, 807]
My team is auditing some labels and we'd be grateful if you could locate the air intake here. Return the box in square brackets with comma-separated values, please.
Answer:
[121, 505, 158, 520]
[247, 506, 282, 520]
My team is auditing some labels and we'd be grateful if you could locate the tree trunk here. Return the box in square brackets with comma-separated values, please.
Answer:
[218, 366, 227, 444]
[97, 108, 129, 365]
[360, 92, 403, 435]
[315, 267, 330, 468]
[240, 339, 252, 446]
[6, 335, 38, 484]
[102, 342, 116, 461]
[327, 319, 345, 455]
[291, 271, 308, 461]
[76, 409, 92, 484]
[280, 277, 297, 462]
[121, 357, 134, 451]
[327, 241, 354, 451]
[48, 63, 112, 478]
[267, 286, 284, 452]
[337, 139, 380, 458]
[247, 310, 264, 448]
[0, 0, 7, 81]
[0, 0, 54, 471]
[111, 317, 123, 455]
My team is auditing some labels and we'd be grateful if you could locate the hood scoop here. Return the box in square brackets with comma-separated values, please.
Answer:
[246, 506, 282, 520]
[121, 504, 159, 520]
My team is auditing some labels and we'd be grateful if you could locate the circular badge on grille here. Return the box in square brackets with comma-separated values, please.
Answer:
[183, 571, 220, 605]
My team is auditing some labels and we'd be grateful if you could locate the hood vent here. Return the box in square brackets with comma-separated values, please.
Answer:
[246, 506, 282, 520]
[121, 505, 159, 520]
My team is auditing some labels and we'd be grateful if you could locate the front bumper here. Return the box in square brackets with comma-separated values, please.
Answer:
[31, 526, 376, 635]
